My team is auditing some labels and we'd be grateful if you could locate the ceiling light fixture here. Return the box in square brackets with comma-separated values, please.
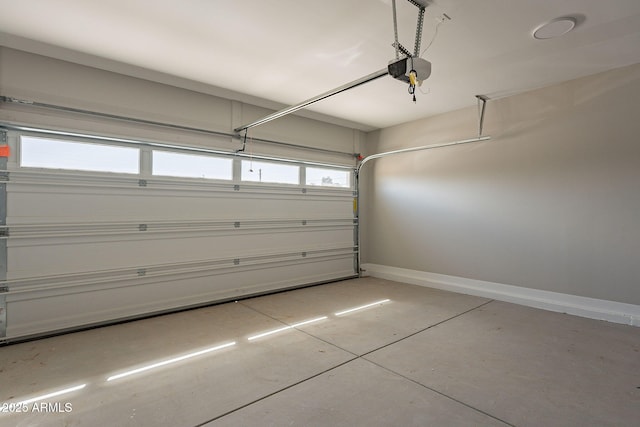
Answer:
[533, 17, 577, 39]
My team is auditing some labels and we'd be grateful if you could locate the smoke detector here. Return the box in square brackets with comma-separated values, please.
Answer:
[533, 17, 577, 39]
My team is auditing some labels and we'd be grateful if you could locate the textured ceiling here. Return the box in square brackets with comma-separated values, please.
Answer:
[1, 0, 639, 130]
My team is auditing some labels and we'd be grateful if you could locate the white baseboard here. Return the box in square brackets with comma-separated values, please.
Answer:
[361, 264, 640, 327]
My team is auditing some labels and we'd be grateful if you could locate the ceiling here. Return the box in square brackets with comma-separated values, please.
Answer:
[1, 0, 639, 131]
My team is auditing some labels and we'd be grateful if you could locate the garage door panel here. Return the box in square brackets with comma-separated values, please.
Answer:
[1, 132, 358, 341]
[8, 188, 353, 223]
[7, 228, 355, 277]
[5, 256, 355, 339]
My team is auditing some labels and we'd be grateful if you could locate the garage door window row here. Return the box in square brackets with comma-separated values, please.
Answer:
[19, 135, 351, 188]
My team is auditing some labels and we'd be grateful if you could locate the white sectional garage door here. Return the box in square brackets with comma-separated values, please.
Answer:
[0, 129, 357, 341]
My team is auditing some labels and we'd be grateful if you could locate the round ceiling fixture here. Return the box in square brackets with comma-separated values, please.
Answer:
[533, 17, 577, 39]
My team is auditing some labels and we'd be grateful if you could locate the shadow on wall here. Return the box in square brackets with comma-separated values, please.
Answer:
[362, 63, 640, 305]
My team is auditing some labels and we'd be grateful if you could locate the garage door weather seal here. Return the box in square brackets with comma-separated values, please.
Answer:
[0, 131, 7, 339]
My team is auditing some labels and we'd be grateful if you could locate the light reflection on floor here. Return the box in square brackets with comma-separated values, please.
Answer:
[2, 277, 637, 426]
[1, 297, 391, 414]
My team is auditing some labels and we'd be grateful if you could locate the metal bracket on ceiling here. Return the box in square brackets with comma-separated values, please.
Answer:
[412, 1, 427, 56]
[391, 41, 412, 59]
[476, 95, 489, 137]
[392, 0, 429, 59]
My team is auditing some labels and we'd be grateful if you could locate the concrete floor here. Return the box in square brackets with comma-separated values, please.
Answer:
[1, 277, 639, 426]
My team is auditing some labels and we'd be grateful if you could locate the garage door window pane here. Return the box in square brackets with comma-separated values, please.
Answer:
[306, 167, 350, 188]
[20, 136, 140, 174]
[153, 151, 232, 180]
[242, 160, 299, 184]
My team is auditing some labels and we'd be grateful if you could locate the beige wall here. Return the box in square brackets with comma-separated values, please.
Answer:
[362, 63, 640, 305]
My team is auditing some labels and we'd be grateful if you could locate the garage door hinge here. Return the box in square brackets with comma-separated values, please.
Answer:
[0, 227, 8, 237]
[0, 286, 8, 293]
[0, 131, 6, 144]
[137, 269, 146, 277]
[139, 224, 148, 231]
[0, 171, 9, 182]
[233, 258, 240, 265]
[138, 179, 147, 187]
[234, 185, 240, 191]
[234, 221, 240, 228]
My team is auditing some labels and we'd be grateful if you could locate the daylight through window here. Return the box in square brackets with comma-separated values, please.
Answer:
[20, 136, 140, 174]
[152, 151, 232, 180]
